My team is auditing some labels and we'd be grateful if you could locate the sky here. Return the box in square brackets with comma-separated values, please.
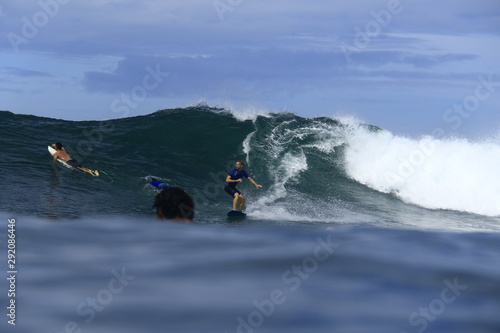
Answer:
[1, 0, 499, 137]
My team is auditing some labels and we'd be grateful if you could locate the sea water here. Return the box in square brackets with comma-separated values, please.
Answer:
[0, 107, 499, 332]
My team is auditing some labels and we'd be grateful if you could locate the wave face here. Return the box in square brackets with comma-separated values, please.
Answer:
[0, 107, 499, 230]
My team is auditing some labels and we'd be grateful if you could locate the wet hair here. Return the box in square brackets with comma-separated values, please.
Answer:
[151, 178, 157, 182]
[55, 142, 63, 150]
[153, 187, 194, 221]
[236, 160, 245, 166]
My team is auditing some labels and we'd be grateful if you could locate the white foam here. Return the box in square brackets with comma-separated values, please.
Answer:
[225, 104, 271, 122]
[248, 191, 376, 225]
[253, 151, 308, 207]
[247, 204, 370, 224]
[342, 122, 500, 217]
[242, 131, 255, 164]
[246, 117, 354, 223]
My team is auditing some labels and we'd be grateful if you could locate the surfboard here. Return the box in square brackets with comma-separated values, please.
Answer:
[227, 210, 247, 217]
[48, 145, 76, 170]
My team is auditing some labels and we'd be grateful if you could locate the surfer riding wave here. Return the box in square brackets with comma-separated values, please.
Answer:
[224, 160, 262, 211]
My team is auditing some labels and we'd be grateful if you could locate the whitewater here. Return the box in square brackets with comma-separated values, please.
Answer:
[340, 118, 500, 217]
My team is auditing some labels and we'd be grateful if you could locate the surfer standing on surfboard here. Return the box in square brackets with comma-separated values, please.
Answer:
[224, 160, 262, 211]
[51, 142, 100, 176]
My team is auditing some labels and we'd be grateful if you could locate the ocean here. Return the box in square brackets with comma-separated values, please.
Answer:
[0, 106, 499, 332]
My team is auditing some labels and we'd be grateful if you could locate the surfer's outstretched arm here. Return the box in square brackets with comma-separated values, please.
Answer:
[248, 177, 262, 189]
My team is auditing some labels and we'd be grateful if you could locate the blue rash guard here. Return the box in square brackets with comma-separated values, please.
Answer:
[149, 181, 170, 189]
[225, 168, 249, 188]
[224, 168, 249, 197]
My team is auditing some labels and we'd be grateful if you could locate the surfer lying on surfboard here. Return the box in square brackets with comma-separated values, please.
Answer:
[51, 142, 100, 176]
[224, 160, 262, 211]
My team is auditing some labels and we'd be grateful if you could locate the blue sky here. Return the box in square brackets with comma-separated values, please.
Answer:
[1, 0, 499, 137]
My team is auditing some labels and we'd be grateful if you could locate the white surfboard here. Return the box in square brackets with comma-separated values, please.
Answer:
[48, 145, 75, 170]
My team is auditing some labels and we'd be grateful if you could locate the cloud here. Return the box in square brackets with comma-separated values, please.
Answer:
[2, 67, 53, 77]
[348, 50, 478, 68]
[2, 0, 498, 56]
[0, 87, 23, 94]
[82, 44, 481, 104]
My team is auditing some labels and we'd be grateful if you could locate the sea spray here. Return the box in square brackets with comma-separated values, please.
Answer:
[341, 119, 500, 216]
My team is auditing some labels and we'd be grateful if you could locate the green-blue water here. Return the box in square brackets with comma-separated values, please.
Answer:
[0, 107, 499, 332]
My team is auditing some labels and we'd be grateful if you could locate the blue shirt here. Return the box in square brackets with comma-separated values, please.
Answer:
[149, 181, 170, 189]
[225, 168, 249, 188]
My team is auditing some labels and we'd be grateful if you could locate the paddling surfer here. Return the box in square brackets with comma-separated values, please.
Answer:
[149, 178, 170, 190]
[51, 142, 99, 176]
[224, 160, 262, 211]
